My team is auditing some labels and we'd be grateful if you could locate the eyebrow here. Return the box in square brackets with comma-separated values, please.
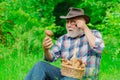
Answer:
[66, 19, 76, 22]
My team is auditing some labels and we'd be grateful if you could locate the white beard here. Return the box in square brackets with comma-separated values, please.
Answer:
[66, 27, 84, 38]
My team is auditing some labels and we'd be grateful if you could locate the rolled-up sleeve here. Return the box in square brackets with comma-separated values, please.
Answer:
[92, 30, 105, 53]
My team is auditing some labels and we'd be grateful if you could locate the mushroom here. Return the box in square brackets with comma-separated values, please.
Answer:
[74, 60, 80, 68]
[62, 59, 72, 66]
[81, 63, 85, 68]
[45, 30, 53, 37]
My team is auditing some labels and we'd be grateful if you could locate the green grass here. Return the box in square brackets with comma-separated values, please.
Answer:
[99, 53, 120, 80]
[0, 0, 120, 80]
[0, 51, 120, 80]
[0, 35, 120, 80]
[0, 52, 44, 80]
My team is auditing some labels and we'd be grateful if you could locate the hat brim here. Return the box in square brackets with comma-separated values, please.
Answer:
[60, 15, 90, 24]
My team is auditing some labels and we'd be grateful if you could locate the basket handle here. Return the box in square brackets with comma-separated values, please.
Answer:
[70, 40, 78, 67]
[73, 48, 77, 58]
[72, 39, 78, 58]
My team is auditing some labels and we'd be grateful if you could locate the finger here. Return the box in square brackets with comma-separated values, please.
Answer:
[76, 21, 82, 28]
[43, 42, 52, 49]
[44, 41, 53, 47]
[44, 39, 52, 45]
[43, 37, 52, 43]
[44, 37, 52, 41]
[43, 40, 52, 47]
[45, 43, 53, 49]
[76, 20, 81, 24]
[45, 45, 52, 49]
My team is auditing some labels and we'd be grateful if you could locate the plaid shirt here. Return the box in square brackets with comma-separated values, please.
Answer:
[50, 30, 105, 78]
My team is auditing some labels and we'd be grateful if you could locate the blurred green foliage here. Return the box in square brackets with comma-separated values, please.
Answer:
[0, 0, 120, 80]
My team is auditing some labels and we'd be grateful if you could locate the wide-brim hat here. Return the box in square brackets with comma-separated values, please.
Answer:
[60, 7, 90, 24]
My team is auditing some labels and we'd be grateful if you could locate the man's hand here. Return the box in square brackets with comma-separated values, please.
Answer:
[43, 30, 53, 61]
[76, 20, 87, 31]
[76, 19, 96, 48]
[43, 36, 53, 50]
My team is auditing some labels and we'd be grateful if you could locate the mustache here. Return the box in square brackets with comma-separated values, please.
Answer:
[67, 27, 81, 31]
[66, 28, 83, 38]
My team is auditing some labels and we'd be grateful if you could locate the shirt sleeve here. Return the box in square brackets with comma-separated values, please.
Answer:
[91, 30, 105, 54]
[44, 36, 63, 62]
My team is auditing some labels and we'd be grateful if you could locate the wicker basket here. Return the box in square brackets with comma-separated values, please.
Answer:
[61, 47, 85, 79]
[61, 60, 85, 79]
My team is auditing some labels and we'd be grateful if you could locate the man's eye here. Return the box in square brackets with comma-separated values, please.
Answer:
[71, 21, 75, 24]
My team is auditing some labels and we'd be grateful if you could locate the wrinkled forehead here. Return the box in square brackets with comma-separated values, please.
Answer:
[66, 17, 85, 21]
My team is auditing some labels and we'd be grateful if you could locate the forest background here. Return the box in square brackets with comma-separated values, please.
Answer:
[0, 0, 120, 80]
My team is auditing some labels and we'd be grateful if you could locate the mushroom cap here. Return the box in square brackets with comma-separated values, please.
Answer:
[45, 30, 53, 37]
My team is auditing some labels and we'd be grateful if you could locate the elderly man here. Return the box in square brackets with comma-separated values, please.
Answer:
[25, 7, 104, 80]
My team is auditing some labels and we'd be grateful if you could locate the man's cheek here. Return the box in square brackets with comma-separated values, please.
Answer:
[73, 25, 77, 28]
